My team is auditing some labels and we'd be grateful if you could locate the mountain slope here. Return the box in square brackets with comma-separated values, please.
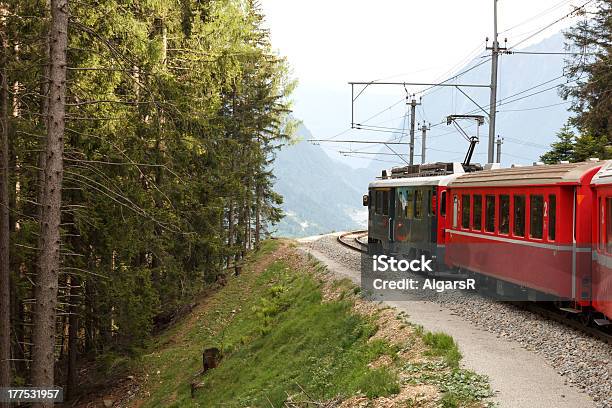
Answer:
[273, 124, 377, 237]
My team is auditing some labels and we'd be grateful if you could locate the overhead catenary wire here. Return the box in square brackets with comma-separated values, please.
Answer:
[498, 81, 571, 106]
[339, 153, 406, 165]
[509, 50, 596, 55]
[354, 126, 409, 136]
[338, 151, 407, 157]
[508, 0, 596, 50]
[308, 139, 410, 145]
[431, 42, 488, 84]
[358, 96, 406, 126]
[497, 100, 570, 112]
[420, 57, 492, 97]
[449, 74, 571, 119]
[499, 0, 574, 34]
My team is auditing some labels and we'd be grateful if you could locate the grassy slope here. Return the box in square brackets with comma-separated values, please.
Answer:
[136, 241, 398, 407]
[133, 240, 491, 407]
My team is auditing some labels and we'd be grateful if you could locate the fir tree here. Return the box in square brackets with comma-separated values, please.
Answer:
[540, 125, 576, 163]
[556, 0, 612, 159]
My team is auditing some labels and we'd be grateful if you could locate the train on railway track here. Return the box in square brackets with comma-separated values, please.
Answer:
[364, 159, 612, 328]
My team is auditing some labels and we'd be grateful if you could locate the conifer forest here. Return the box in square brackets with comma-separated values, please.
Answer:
[0, 0, 294, 402]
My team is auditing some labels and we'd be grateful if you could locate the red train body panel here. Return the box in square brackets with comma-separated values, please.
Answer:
[590, 165, 612, 320]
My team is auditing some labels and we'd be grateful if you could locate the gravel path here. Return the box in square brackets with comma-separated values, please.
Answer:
[300, 233, 612, 408]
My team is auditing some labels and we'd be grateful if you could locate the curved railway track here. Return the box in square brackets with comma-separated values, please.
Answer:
[337, 230, 612, 345]
[337, 230, 368, 253]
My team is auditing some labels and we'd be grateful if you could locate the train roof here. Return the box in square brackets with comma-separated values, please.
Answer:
[369, 173, 463, 188]
[448, 160, 605, 188]
[591, 161, 612, 185]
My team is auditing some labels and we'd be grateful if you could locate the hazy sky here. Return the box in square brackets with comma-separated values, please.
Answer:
[259, 0, 584, 166]
[261, 0, 577, 84]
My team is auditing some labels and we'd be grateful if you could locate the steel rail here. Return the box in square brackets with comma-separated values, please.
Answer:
[337, 230, 368, 253]
[511, 302, 612, 345]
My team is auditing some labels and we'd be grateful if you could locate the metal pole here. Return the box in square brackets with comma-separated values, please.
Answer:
[487, 0, 499, 164]
[420, 121, 430, 164]
[351, 84, 354, 128]
[421, 122, 426, 164]
[496, 136, 503, 163]
[409, 98, 417, 165]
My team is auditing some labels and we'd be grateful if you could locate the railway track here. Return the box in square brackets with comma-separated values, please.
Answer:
[337, 230, 368, 253]
[517, 302, 612, 345]
[336, 230, 612, 344]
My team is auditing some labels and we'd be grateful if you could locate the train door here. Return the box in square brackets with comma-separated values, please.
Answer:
[437, 188, 447, 245]
[387, 188, 396, 242]
[369, 188, 395, 249]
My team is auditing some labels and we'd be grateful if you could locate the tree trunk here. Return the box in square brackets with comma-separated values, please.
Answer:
[244, 178, 251, 251]
[66, 279, 78, 400]
[245, 198, 251, 251]
[31, 0, 68, 403]
[0, 4, 12, 395]
[38, 0, 51, 214]
[254, 184, 261, 249]
[227, 199, 234, 268]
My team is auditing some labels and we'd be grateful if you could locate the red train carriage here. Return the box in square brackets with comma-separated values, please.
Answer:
[590, 163, 612, 323]
[444, 161, 605, 315]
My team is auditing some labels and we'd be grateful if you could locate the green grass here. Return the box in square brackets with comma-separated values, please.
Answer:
[403, 360, 492, 407]
[422, 331, 462, 369]
[139, 241, 400, 407]
[400, 326, 492, 407]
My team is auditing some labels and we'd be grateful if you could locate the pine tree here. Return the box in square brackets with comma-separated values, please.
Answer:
[559, 0, 611, 157]
[540, 125, 576, 163]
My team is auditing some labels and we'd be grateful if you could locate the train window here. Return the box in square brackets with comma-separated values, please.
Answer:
[415, 190, 423, 219]
[548, 195, 556, 241]
[375, 191, 382, 215]
[485, 195, 495, 232]
[382, 190, 389, 216]
[440, 191, 447, 217]
[406, 190, 414, 219]
[461, 195, 470, 229]
[514, 195, 526, 237]
[607, 198, 612, 254]
[452, 195, 458, 228]
[473, 195, 482, 230]
[530, 195, 544, 239]
[396, 190, 405, 218]
[499, 195, 510, 234]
